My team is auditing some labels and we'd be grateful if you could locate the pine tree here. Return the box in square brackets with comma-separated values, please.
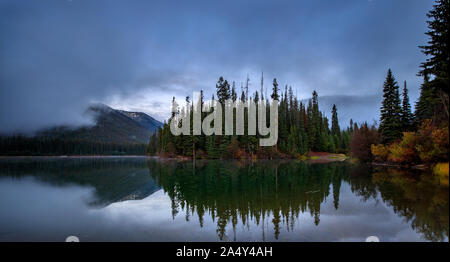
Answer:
[415, 75, 435, 124]
[331, 104, 340, 137]
[297, 102, 307, 154]
[231, 81, 237, 102]
[328, 135, 336, 153]
[311, 91, 322, 150]
[278, 92, 288, 151]
[183, 96, 193, 156]
[379, 69, 402, 143]
[260, 71, 264, 101]
[216, 76, 231, 103]
[418, 0, 449, 121]
[271, 78, 280, 101]
[306, 99, 315, 150]
[400, 81, 414, 131]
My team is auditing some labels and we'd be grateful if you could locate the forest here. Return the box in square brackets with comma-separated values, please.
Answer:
[147, 0, 449, 168]
[148, 79, 351, 159]
[0, 136, 147, 156]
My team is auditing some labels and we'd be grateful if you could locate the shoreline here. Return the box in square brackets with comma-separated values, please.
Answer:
[0, 152, 348, 163]
[0, 155, 154, 159]
[153, 152, 349, 163]
[371, 161, 429, 170]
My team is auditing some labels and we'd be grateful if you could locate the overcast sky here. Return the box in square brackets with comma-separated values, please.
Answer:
[0, 0, 434, 134]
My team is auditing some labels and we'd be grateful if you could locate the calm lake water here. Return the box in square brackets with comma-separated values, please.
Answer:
[0, 157, 448, 242]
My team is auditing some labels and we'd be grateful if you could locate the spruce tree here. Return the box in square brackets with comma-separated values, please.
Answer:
[400, 81, 414, 131]
[418, 0, 449, 121]
[331, 104, 340, 137]
[311, 91, 322, 150]
[379, 69, 402, 143]
[306, 99, 315, 150]
[415, 75, 435, 124]
[231, 81, 237, 102]
[271, 78, 280, 101]
[216, 76, 231, 103]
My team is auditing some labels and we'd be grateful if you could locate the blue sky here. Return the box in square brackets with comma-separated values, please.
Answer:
[0, 0, 434, 133]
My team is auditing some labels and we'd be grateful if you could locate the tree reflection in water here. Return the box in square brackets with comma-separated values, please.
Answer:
[147, 160, 448, 242]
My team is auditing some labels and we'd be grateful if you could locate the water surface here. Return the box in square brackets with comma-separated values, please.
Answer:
[0, 157, 447, 242]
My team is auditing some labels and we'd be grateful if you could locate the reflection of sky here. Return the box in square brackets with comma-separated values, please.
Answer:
[0, 177, 439, 242]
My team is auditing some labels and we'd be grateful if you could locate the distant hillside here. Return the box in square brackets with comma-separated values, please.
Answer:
[118, 110, 161, 132]
[37, 104, 162, 144]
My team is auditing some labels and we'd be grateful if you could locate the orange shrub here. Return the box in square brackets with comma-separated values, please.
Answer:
[416, 120, 449, 162]
[387, 132, 418, 164]
[387, 142, 402, 163]
[371, 144, 389, 162]
[431, 126, 449, 159]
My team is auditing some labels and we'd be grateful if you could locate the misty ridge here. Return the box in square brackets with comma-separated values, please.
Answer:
[34, 103, 162, 143]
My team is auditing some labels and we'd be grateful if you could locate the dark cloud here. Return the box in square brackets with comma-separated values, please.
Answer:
[0, 0, 433, 133]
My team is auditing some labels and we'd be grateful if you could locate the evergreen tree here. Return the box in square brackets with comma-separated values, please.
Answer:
[183, 96, 193, 156]
[271, 78, 280, 101]
[418, 0, 449, 121]
[331, 104, 340, 137]
[231, 81, 237, 102]
[311, 91, 322, 150]
[379, 69, 402, 143]
[400, 81, 414, 131]
[415, 75, 435, 124]
[260, 71, 264, 101]
[240, 90, 246, 102]
[278, 92, 288, 151]
[328, 135, 336, 153]
[306, 99, 315, 150]
[216, 76, 231, 103]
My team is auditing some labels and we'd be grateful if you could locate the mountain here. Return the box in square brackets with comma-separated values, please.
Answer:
[37, 104, 163, 144]
[118, 110, 161, 132]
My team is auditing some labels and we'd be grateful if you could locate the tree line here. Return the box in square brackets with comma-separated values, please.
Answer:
[148, 75, 352, 159]
[0, 135, 147, 156]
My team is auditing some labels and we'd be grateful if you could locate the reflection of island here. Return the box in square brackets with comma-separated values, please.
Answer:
[372, 169, 449, 242]
[147, 160, 449, 242]
[0, 158, 160, 206]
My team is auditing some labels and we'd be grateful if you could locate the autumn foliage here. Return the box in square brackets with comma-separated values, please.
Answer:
[416, 119, 449, 163]
[370, 144, 389, 162]
[350, 122, 380, 162]
[387, 132, 419, 164]
[371, 119, 449, 164]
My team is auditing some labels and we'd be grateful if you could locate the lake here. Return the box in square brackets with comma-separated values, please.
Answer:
[0, 157, 448, 242]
